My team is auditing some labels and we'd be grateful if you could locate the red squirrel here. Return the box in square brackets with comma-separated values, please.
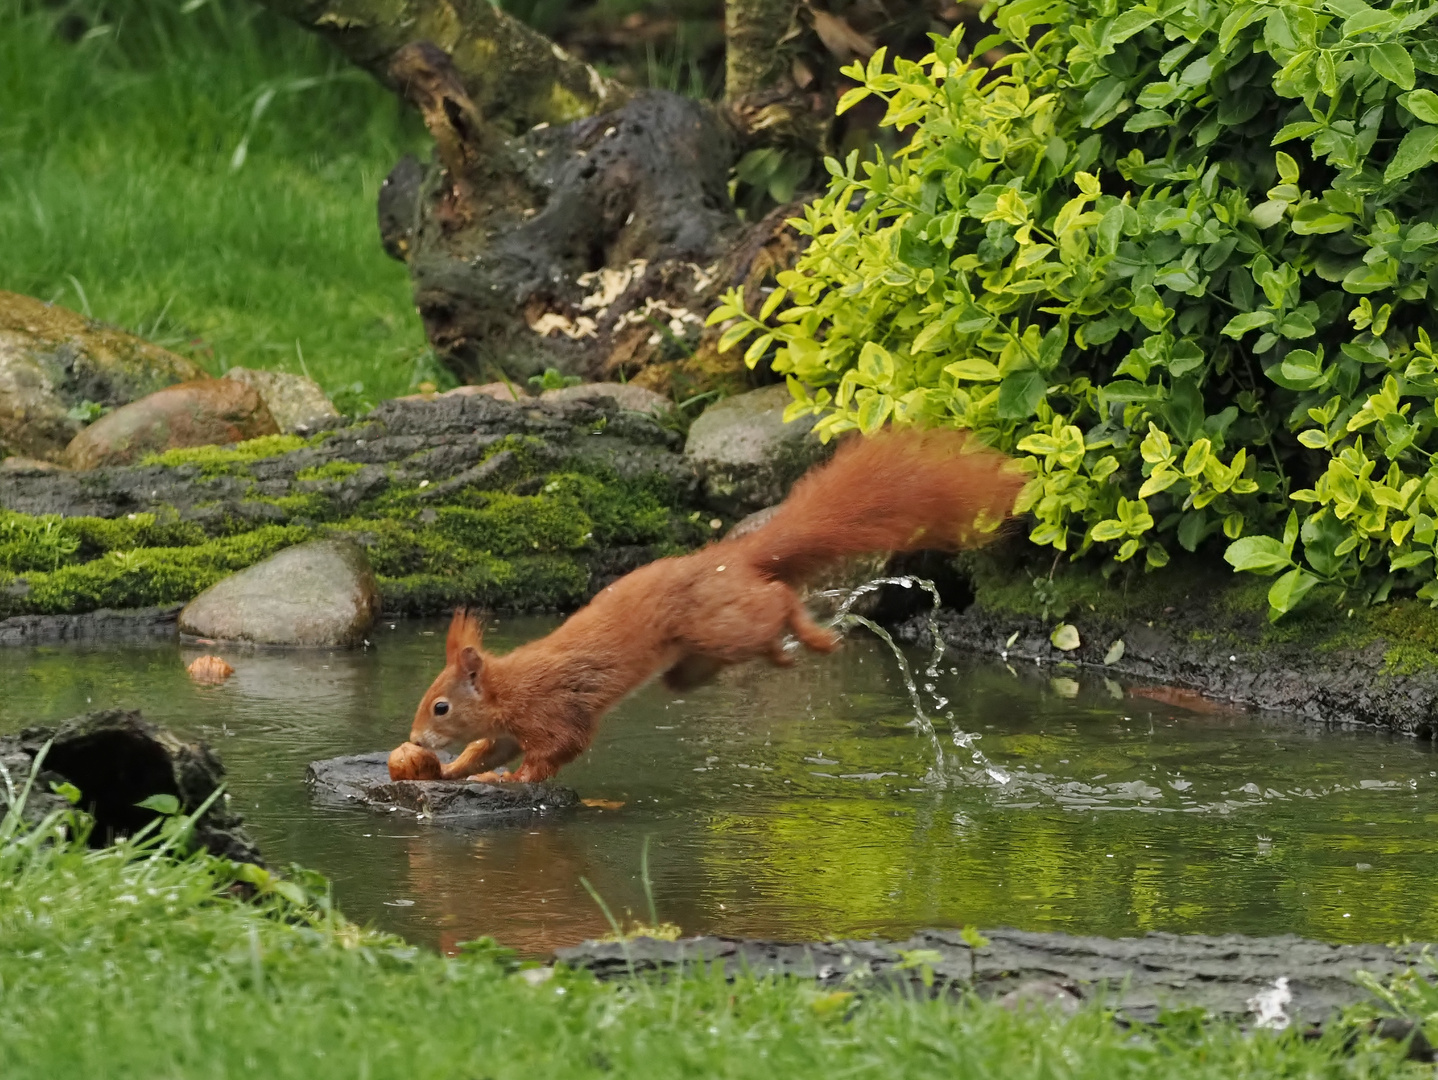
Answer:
[392, 427, 1026, 785]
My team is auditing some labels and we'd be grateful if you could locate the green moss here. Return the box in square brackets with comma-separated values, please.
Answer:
[433, 496, 593, 555]
[295, 461, 363, 482]
[1366, 600, 1438, 674]
[243, 493, 335, 520]
[1, 509, 208, 573]
[0, 426, 706, 618]
[141, 434, 316, 475]
[1, 525, 311, 617]
[378, 556, 590, 615]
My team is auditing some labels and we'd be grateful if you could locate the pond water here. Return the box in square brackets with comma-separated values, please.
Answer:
[2, 612, 1437, 956]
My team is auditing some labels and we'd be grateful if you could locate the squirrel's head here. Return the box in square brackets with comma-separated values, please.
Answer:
[410, 609, 500, 751]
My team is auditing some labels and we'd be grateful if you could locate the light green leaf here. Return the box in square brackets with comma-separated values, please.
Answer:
[1104, 639, 1125, 665]
[1222, 311, 1274, 337]
[1401, 89, 1438, 124]
[855, 392, 893, 435]
[717, 322, 754, 353]
[945, 357, 1002, 381]
[1224, 535, 1293, 574]
[1267, 567, 1321, 620]
[1370, 42, 1416, 90]
[136, 793, 181, 816]
[1050, 623, 1081, 651]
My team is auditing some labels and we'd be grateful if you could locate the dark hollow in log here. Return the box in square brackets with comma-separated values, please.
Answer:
[2, 710, 261, 863]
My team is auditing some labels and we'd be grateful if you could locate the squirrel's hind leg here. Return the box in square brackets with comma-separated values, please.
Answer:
[663, 654, 725, 691]
[789, 600, 841, 654]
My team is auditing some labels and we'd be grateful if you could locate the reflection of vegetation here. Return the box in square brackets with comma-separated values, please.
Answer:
[682, 654, 1438, 947]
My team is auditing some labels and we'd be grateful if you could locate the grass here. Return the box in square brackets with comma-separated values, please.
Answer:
[0, 0, 439, 409]
[0, 783, 1427, 1079]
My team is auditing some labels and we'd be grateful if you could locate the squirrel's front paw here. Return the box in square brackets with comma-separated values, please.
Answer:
[464, 770, 509, 784]
[389, 742, 442, 781]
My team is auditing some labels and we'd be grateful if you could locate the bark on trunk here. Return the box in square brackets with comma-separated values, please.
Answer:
[254, 0, 628, 131]
[725, 0, 797, 103]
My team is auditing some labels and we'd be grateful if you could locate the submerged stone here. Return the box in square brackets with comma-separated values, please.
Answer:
[178, 538, 380, 647]
[65, 378, 280, 469]
[684, 384, 825, 516]
[308, 752, 579, 826]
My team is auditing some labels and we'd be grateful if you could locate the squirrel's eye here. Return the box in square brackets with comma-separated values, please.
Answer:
[433, 700, 450, 716]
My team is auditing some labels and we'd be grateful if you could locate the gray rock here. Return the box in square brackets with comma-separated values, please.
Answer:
[307, 752, 578, 826]
[556, 928, 1429, 1024]
[684, 384, 826, 515]
[221, 367, 341, 435]
[0, 290, 204, 462]
[179, 539, 380, 647]
[541, 382, 670, 415]
[0, 604, 182, 647]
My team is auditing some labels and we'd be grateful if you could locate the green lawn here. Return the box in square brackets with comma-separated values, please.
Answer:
[0, 785, 1427, 1079]
[0, 0, 439, 409]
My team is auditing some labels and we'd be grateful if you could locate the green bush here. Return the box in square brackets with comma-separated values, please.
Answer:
[715, 0, 1438, 620]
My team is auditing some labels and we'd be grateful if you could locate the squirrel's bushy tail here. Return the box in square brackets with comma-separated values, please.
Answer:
[731, 427, 1027, 584]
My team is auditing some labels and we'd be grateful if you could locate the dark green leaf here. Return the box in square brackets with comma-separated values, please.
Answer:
[1079, 77, 1127, 128]
[997, 370, 1048, 420]
[1385, 125, 1438, 183]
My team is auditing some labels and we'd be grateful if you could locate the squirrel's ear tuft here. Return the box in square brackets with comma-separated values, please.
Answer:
[445, 607, 484, 666]
[458, 645, 484, 685]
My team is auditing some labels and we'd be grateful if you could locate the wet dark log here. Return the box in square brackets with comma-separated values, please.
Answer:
[557, 928, 1430, 1026]
[308, 752, 578, 826]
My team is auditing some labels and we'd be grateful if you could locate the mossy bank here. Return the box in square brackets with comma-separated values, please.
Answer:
[0, 393, 711, 624]
[898, 544, 1438, 736]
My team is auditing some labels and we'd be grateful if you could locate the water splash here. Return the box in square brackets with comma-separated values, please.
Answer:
[812, 576, 1418, 816]
[813, 575, 1004, 790]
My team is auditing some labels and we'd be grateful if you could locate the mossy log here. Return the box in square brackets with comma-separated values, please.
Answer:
[0, 394, 712, 630]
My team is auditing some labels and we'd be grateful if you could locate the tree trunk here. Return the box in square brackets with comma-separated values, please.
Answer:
[725, 0, 797, 103]
[254, 0, 628, 131]
[262, 0, 824, 394]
